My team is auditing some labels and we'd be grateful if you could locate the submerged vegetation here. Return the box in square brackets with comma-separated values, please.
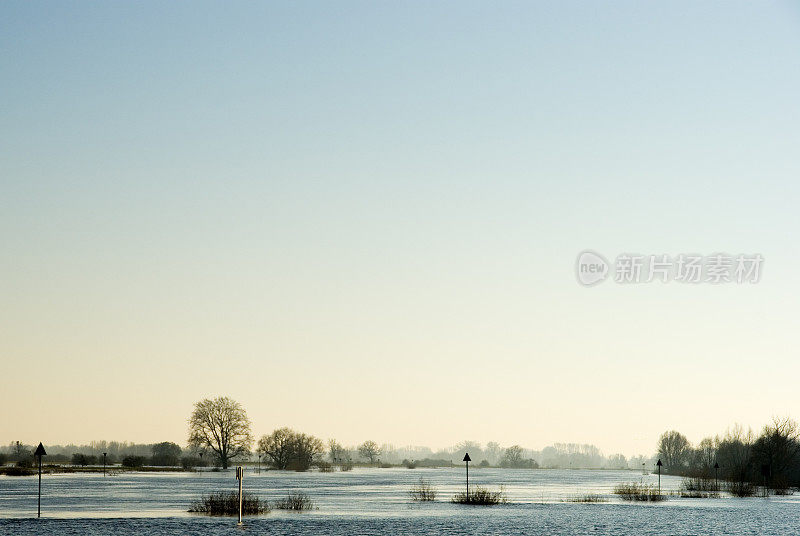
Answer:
[273, 492, 314, 511]
[562, 493, 607, 503]
[408, 478, 437, 501]
[188, 492, 269, 515]
[613, 482, 666, 502]
[452, 486, 507, 505]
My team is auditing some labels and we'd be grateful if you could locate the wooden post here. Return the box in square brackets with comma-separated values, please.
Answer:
[236, 466, 244, 525]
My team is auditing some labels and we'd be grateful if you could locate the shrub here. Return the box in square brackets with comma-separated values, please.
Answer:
[316, 460, 333, 472]
[478, 460, 490, 468]
[181, 456, 207, 470]
[15, 459, 33, 469]
[402, 459, 417, 469]
[273, 492, 314, 511]
[613, 482, 666, 502]
[71, 453, 98, 466]
[340, 460, 354, 471]
[0, 454, 8, 466]
[0, 466, 34, 476]
[452, 486, 507, 505]
[726, 480, 755, 497]
[122, 455, 146, 468]
[681, 477, 717, 492]
[189, 492, 269, 515]
[408, 478, 437, 501]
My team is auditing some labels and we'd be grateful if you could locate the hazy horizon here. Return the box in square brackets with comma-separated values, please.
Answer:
[3, 1, 800, 456]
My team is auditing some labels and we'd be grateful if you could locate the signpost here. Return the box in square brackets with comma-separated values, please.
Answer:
[714, 462, 720, 492]
[103, 452, 107, 477]
[656, 459, 663, 495]
[236, 466, 244, 525]
[463, 453, 471, 500]
[34, 443, 47, 518]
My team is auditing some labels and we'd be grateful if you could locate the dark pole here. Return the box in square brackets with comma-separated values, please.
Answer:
[103, 453, 107, 477]
[656, 459, 663, 495]
[462, 453, 471, 500]
[34, 443, 46, 518]
[714, 462, 719, 492]
[37, 455, 42, 518]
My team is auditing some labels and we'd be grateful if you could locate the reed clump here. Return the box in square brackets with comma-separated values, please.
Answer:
[408, 478, 437, 501]
[273, 492, 314, 511]
[613, 482, 666, 502]
[188, 491, 269, 515]
[452, 486, 507, 505]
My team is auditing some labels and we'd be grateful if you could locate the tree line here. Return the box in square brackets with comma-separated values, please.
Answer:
[657, 417, 800, 495]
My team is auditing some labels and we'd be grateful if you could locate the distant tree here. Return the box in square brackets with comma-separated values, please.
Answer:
[358, 441, 381, 464]
[151, 442, 182, 466]
[122, 455, 145, 468]
[258, 428, 295, 470]
[289, 433, 324, 471]
[479, 459, 491, 468]
[658, 430, 690, 473]
[716, 425, 754, 483]
[187, 396, 253, 469]
[0, 453, 7, 466]
[485, 442, 502, 464]
[328, 439, 347, 464]
[71, 453, 96, 466]
[499, 445, 538, 468]
[10, 442, 32, 463]
[258, 428, 324, 471]
[752, 417, 800, 489]
[606, 454, 627, 470]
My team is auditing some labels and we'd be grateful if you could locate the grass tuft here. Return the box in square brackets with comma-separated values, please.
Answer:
[408, 478, 437, 501]
[452, 486, 507, 505]
[273, 492, 314, 510]
[613, 482, 666, 502]
[188, 491, 269, 515]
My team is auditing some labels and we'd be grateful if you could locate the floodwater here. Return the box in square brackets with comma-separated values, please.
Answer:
[1, 468, 797, 535]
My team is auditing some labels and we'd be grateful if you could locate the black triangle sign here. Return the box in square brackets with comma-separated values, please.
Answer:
[463, 453, 471, 462]
[34, 443, 47, 457]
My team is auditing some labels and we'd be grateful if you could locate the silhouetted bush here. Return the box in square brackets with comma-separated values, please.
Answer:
[181, 456, 207, 470]
[189, 492, 269, 515]
[71, 453, 98, 466]
[452, 486, 507, 505]
[151, 442, 182, 466]
[122, 455, 146, 468]
[479, 460, 491, 468]
[273, 492, 314, 510]
[402, 459, 417, 469]
[0, 454, 8, 465]
[726, 480, 755, 497]
[0, 466, 34, 476]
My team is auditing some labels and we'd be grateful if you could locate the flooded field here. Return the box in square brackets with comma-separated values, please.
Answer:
[1, 468, 796, 535]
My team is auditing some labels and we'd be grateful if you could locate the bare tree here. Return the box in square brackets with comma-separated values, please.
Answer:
[658, 430, 690, 472]
[752, 417, 800, 489]
[358, 440, 381, 464]
[258, 428, 294, 470]
[328, 439, 346, 464]
[258, 428, 323, 471]
[188, 396, 253, 469]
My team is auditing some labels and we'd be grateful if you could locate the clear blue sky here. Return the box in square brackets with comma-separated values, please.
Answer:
[2, 1, 800, 455]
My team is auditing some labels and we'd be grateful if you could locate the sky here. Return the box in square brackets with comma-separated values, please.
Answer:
[2, 1, 800, 457]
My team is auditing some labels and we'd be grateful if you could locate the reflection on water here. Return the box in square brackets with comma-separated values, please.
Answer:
[1, 468, 797, 535]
